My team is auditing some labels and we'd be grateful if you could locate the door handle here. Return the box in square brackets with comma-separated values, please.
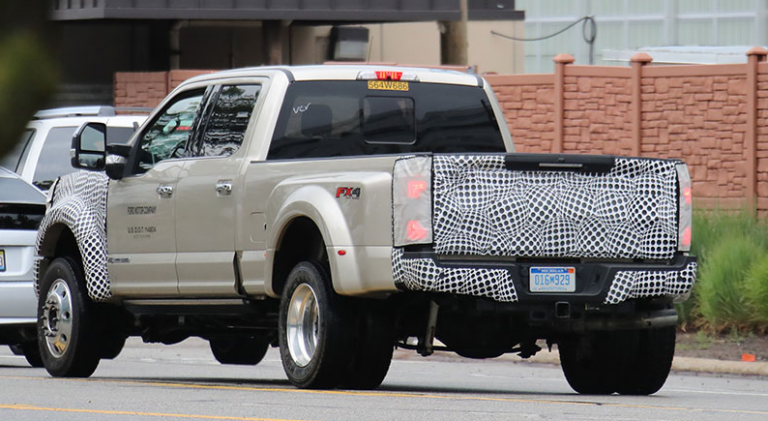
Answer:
[156, 184, 174, 198]
[215, 181, 233, 195]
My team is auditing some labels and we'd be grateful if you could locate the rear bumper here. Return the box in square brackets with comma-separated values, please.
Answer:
[393, 248, 697, 305]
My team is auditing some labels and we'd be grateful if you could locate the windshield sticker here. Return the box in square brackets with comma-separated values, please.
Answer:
[293, 103, 312, 114]
[368, 80, 409, 91]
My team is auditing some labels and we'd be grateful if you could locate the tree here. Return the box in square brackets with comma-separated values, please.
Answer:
[0, 3, 58, 161]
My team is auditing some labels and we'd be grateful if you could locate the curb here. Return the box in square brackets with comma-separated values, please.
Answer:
[496, 349, 768, 376]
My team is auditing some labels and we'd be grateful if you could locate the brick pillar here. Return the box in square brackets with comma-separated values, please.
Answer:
[746, 47, 767, 211]
[553, 54, 575, 154]
[631, 53, 653, 157]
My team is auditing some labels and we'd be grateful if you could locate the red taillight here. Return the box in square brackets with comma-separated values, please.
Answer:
[682, 226, 691, 247]
[407, 180, 428, 199]
[683, 187, 692, 205]
[407, 220, 428, 241]
[376, 71, 402, 81]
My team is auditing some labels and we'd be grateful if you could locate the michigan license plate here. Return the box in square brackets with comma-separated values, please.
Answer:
[0, 250, 5, 271]
[530, 267, 575, 292]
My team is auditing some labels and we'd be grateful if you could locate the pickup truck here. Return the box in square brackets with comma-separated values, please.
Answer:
[34, 65, 696, 395]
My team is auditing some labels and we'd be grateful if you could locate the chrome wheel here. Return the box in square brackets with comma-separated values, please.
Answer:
[42, 279, 73, 358]
[286, 283, 319, 367]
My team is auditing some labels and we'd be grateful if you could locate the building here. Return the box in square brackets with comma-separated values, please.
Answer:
[48, 0, 525, 106]
[517, 0, 768, 72]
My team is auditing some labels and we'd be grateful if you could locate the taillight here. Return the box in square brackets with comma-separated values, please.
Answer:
[676, 164, 692, 252]
[393, 156, 432, 246]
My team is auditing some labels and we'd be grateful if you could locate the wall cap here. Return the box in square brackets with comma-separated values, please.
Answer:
[553, 54, 575, 64]
[746, 46, 768, 57]
[630, 53, 653, 63]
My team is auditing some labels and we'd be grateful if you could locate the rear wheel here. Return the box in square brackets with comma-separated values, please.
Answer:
[559, 332, 618, 395]
[37, 257, 101, 377]
[278, 261, 354, 389]
[20, 341, 43, 367]
[559, 327, 676, 395]
[341, 305, 394, 390]
[210, 336, 270, 365]
[615, 327, 676, 395]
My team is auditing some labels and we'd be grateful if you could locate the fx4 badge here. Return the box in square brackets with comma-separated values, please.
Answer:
[336, 187, 361, 199]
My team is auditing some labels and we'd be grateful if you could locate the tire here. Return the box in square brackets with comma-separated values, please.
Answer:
[341, 305, 394, 390]
[278, 261, 354, 389]
[614, 327, 676, 395]
[559, 332, 618, 395]
[20, 341, 44, 367]
[100, 335, 127, 360]
[210, 336, 270, 365]
[37, 257, 101, 377]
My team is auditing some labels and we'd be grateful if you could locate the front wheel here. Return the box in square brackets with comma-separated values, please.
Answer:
[278, 261, 353, 389]
[37, 257, 101, 377]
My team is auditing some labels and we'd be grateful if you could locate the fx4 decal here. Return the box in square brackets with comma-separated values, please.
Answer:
[336, 187, 361, 199]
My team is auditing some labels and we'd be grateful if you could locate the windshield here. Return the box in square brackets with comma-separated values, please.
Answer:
[32, 126, 136, 190]
[268, 81, 505, 160]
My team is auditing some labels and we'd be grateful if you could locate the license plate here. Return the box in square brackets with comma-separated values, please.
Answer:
[530, 267, 576, 292]
[0, 250, 5, 271]
[367, 80, 409, 91]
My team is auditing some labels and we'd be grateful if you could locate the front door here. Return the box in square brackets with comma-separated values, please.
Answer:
[175, 84, 262, 296]
[108, 88, 208, 297]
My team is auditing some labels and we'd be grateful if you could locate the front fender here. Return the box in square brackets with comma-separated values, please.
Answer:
[35, 171, 111, 302]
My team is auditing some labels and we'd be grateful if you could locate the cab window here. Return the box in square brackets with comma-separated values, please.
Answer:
[200, 85, 260, 157]
[136, 89, 205, 173]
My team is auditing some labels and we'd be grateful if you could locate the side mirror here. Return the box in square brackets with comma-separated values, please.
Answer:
[71, 122, 107, 171]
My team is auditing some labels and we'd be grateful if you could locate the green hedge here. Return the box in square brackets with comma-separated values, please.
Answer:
[682, 209, 768, 332]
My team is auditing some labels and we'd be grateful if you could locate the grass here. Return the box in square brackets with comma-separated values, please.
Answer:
[685, 208, 768, 332]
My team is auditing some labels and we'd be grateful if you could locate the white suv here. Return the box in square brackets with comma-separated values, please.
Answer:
[1, 106, 147, 190]
[0, 107, 146, 366]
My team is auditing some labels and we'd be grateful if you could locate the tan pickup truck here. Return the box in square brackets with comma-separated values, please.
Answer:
[34, 65, 696, 394]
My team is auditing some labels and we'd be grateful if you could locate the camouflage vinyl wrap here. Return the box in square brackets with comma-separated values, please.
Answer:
[35, 171, 111, 302]
[392, 154, 696, 304]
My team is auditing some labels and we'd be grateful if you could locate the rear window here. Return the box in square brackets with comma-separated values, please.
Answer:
[267, 81, 505, 160]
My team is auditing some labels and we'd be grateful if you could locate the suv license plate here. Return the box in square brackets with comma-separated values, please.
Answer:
[0, 250, 5, 271]
[530, 267, 575, 292]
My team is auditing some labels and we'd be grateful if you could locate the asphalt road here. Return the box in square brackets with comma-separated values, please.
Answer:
[1, 338, 767, 421]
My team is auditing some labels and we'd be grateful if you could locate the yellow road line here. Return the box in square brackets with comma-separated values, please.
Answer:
[0, 404, 311, 421]
[2, 375, 768, 417]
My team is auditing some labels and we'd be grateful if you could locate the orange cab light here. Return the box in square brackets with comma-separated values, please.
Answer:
[407, 179, 428, 199]
[682, 226, 692, 247]
[683, 187, 692, 205]
[407, 220, 428, 241]
[376, 71, 403, 81]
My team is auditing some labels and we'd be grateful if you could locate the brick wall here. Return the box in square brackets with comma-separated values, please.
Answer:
[116, 52, 768, 211]
[487, 48, 768, 212]
[114, 70, 214, 109]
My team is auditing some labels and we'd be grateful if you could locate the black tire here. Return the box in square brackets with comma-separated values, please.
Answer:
[341, 305, 394, 390]
[559, 332, 618, 395]
[210, 336, 270, 365]
[100, 335, 127, 360]
[614, 327, 676, 395]
[37, 256, 101, 377]
[20, 341, 44, 367]
[278, 261, 354, 389]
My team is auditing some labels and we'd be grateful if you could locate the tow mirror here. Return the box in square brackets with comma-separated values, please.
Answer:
[71, 122, 107, 171]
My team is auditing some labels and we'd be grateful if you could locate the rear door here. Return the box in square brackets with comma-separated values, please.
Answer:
[107, 88, 210, 297]
[174, 83, 262, 296]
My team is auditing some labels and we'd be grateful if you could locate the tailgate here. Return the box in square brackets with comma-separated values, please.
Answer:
[432, 154, 680, 260]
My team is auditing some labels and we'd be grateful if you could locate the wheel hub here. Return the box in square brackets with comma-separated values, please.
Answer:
[286, 283, 319, 367]
[42, 279, 73, 358]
